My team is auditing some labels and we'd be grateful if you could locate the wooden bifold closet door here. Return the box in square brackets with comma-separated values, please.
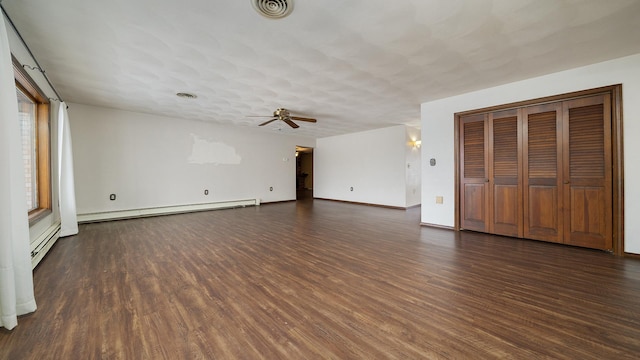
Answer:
[523, 103, 563, 243]
[489, 109, 522, 238]
[562, 95, 612, 249]
[460, 114, 489, 233]
[459, 93, 613, 251]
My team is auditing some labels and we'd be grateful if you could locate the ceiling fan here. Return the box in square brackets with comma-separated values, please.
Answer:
[250, 108, 317, 129]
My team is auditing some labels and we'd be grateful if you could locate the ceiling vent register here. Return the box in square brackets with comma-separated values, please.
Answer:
[252, 0, 293, 19]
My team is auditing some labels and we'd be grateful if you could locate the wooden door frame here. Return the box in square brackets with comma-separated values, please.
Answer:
[454, 84, 624, 255]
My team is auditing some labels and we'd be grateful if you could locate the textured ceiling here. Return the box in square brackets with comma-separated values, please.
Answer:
[3, 0, 640, 138]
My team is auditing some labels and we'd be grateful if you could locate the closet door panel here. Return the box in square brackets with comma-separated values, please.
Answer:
[493, 184, 519, 229]
[569, 187, 605, 235]
[523, 103, 563, 243]
[463, 183, 487, 228]
[460, 114, 489, 232]
[563, 95, 612, 250]
[527, 184, 559, 235]
[489, 110, 522, 237]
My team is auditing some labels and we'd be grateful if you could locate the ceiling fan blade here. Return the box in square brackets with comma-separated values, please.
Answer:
[259, 118, 278, 126]
[248, 115, 276, 118]
[283, 119, 299, 128]
[290, 116, 317, 122]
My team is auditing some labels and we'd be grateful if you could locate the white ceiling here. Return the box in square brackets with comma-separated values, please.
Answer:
[3, 0, 640, 138]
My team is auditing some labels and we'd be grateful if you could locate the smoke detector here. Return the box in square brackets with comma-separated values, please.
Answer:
[252, 0, 293, 19]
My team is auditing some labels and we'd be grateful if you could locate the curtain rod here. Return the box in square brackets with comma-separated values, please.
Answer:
[1, 3, 64, 103]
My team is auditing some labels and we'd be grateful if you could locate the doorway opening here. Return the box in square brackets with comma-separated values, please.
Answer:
[296, 146, 313, 200]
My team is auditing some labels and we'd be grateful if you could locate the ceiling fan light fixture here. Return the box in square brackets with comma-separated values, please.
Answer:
[252, 0, 293, 19]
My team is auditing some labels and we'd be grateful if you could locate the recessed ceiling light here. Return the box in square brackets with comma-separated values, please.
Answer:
[252, 0, 293, 19]
[176, 92, 197, 99]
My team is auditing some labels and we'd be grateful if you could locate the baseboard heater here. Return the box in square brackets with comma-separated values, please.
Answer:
[77, 198, 261, 223]
[31, 223, 61, 269]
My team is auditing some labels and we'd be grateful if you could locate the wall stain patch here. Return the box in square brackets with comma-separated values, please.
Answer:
[188, 134, 242, 165]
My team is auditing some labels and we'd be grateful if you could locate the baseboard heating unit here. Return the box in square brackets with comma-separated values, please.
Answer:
[77, 198, 260, 223]
[31, 223, 61, 269]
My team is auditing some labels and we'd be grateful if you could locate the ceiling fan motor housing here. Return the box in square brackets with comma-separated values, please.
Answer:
[255, 108, 315, 128]
[274, 108, 290, 118]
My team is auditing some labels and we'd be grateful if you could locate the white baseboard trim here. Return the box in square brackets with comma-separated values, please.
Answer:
[77, 198, 260, 223]
[31, 223, 61, 269]
[420, 222, 455, 230]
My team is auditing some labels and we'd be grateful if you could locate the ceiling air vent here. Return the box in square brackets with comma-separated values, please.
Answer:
[176, 92, 197, 99]
[252, 0, 293, 19]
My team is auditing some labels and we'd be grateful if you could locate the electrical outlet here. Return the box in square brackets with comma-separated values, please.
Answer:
[269, 186, 273, 191]
[350, 186, 354, 191]
[204, 189, 209, 195]
[436, 196, 443, 204]
[109, 194, 116, 201]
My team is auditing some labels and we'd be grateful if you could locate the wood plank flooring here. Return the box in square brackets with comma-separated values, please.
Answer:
[2, 199, 640, 359]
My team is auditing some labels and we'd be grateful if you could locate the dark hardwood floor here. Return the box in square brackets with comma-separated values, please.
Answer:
[2, 199, 640, 359]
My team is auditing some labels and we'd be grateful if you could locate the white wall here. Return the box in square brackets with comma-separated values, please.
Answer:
[420, 53, 640, 253]
[68, 104, 315, 214]
[315, 125, 420, 208]
[405, 126, 421, 207]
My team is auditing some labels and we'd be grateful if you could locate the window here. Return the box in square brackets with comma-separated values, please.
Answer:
[17, 87, 38, 211]
[13, 56, 51, 224]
